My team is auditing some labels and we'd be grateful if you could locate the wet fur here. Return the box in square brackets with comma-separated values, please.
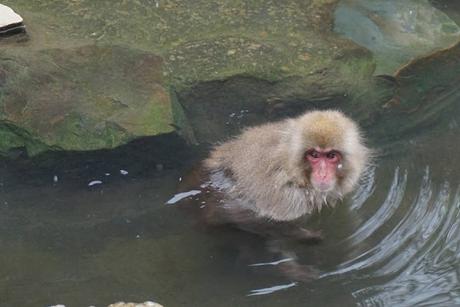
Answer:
[204, 110, 370, 221]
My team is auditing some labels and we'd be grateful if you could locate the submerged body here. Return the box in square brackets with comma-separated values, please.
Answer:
[204, 110, 370, 222]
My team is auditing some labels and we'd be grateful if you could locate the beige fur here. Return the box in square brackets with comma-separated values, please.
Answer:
[204, 110, 370, 221]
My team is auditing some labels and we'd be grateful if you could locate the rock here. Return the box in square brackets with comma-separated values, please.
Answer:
[0, 45, 193, 155]
[1, 0, 378, 146]
[108, 302, 163, 307]
[334, 0, 460, 74]
[0, 0, 458, 153]
[430, 0, 460, 25]
[371, 41, 460, 145]
[0, 4, 25, 36]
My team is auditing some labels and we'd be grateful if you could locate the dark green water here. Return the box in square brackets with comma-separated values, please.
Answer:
[1, 99, 460, 307]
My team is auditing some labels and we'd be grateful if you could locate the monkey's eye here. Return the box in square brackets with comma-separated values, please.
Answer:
[306, 150, 320, 159]
[326, 151, 340, 161]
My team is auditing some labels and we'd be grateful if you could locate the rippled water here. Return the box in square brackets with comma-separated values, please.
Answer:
[1, 105, 460, 306]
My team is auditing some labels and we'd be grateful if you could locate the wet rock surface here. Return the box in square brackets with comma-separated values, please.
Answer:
[0, 0, 458, 157]
[0, 0, 375, 154]
[0, 45, 191, 155]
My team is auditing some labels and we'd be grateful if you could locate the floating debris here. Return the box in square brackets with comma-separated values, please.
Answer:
[105, 173, 111, 176]
[53, 175, 58, 183]
[88, 180, 103, 187]
[166, 190, 201, 204]
[249, 257, 294, 267]
[120, 169, 128, 175]
[247, 282, 297, 296]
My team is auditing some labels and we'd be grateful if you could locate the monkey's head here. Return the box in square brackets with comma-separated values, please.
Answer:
[286, 110, 369, 197]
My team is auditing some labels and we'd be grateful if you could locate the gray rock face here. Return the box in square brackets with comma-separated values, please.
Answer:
[0, 4, 25, 36]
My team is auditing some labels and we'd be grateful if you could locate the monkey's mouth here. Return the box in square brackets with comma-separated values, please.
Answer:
[311, 179, 336, 193]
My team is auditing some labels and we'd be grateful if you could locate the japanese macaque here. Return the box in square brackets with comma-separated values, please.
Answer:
[199, 110, 370, 239]
[175, 110, 370, 281]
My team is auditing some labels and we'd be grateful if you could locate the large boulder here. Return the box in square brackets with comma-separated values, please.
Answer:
[0, 45, 191, 155]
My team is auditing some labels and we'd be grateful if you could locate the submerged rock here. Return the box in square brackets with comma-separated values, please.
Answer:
[0, 4, 25, 36]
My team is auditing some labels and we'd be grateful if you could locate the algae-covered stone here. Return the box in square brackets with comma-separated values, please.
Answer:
[0, 45, 191, 155]
[0, 0, 379, 152]
[1, 0, 457, 153]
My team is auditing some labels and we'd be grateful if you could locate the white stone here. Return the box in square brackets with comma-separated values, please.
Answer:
[0, 4, 23, 29]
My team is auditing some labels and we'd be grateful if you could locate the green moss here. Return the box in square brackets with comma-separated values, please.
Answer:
[3, 0, 353, 90]
[0, 0, 382, 154]
[0, 123, 48, 156]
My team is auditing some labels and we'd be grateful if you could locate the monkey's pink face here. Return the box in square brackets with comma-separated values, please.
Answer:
[305, 148, 342, 192]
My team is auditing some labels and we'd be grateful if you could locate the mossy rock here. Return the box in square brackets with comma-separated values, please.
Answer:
[2, 0, 458, 154]
[0, 45, 191, 155]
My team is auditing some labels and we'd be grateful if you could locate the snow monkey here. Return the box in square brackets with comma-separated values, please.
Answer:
[200, 110, 370, 241]
[173, 110, 370, 281]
